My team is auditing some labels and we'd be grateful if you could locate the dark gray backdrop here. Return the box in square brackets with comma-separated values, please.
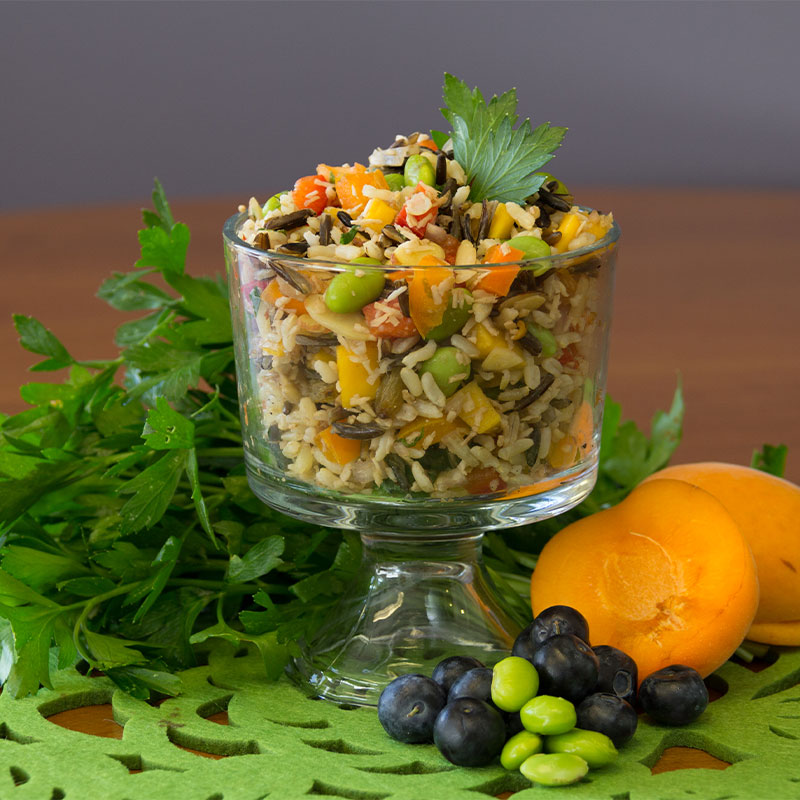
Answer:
[2, 0, 799, 210]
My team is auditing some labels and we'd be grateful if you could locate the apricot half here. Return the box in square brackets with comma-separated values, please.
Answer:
[530, 479, 759, 679]
[645, 462, 800, 643]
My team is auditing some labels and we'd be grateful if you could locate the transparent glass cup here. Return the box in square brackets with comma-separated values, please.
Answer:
[224, 212, 619, 705]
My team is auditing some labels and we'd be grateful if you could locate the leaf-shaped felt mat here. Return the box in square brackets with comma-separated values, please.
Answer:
[1, 643, 799, 800]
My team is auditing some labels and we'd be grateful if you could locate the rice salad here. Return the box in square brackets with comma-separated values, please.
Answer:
[232, 128, 615, 500]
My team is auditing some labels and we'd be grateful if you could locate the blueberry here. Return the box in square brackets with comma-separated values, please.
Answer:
[533, 606, 590, 646]
[593, 645, 638, 705]
[504, 710, 525, 738]
[639, 665, 709, 726]
[511, 621, 538, 662]
[532, 634, 599, 704]
[377, 674, 446, 743]
[448, 667, 495, 706]
[431, 655, 485, 694]
[577, 692, 638, 746]
[433, 698, 506, 766]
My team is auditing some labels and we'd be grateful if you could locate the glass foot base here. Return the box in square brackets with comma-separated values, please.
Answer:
[287, 533, 524, 706]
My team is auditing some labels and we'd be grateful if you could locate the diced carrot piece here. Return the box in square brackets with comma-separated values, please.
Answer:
[318, 426, 361, 465]
[465, 467, 507, 495]
[262, 280, 306, 315]
[475, 244, 524, 296]
[292, 175, 328, 215]
[418, 139, 438, 151]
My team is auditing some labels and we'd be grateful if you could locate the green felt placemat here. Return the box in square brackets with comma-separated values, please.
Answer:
[1, 643, 799, 800]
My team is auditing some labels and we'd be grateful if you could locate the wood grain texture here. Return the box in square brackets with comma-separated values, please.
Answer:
[2, 189, 798, 479]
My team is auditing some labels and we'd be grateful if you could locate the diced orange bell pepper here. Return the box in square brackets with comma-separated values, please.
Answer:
[408, 258, 452, 337]
[262, 279, 306, 315]
[317, 163, 389, 215]
[475, 244, 524, 296]
[318, 426, 361, 465]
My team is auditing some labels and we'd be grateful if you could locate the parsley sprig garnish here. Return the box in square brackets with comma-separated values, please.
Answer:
[440, 73, 567, 204]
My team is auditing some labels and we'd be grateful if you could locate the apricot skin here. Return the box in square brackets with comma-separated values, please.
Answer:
[530, 479, 759, 680]
[646, 463, 800, 642]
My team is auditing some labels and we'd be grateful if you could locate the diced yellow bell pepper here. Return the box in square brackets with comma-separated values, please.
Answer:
[586, 214, 610, 241]
[488, 202, 514, 240]
[473, 323, 526, 371]
[318, 426, 361, 465]
[397, 417, 466, 447]
[554, 210, 583, 253]
[447, 381, 502, 434]
[337, 343, 379, 406]
[360, 198, 397, 232]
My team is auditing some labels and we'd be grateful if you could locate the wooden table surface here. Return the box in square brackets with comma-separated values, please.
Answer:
[1, 189, 799, 781]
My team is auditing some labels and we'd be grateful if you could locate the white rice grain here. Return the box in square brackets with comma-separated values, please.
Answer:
[415, 399, 443, 418]
[498, 438, 533, 460]
[505, 202, 536, 230]
[451, 334, 479, 359]
[402, 340, 436, 368]
[421, 372, 446, 407]
[400, 367, 423, 397]
[411, 461, 434, 493]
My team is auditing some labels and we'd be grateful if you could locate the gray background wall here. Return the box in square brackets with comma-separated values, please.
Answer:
[2, 0, 799, 210]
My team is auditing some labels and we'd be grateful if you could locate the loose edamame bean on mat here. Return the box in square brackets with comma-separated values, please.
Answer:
[501, 730, 544, 771]
[546, 727, 618, 769]
[491, 656, 539, 712]
[520, 752, 589, 786]
[520, 694, 577, 735]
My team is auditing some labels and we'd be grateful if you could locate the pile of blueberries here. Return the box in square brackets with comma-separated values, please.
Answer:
[378, 605, 710, 787]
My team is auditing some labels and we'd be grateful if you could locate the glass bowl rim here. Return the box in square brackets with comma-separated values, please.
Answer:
[222, 210, 620, 271]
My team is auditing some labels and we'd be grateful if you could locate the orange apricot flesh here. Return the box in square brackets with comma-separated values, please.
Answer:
[645, 463, 800, 638]
[530, 479, 759, 680]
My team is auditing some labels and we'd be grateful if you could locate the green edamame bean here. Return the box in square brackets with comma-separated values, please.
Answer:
[546, 728, 618, 769]
[491, 656, 539, 712]
[264, 192, 284, 212]
[324, 258, 386, 313]
[385, 173, 406, 192]
[526, 323, 557, 358]
[520, 695, 576, 735]
[520, 753, 588, 786]
[404, 154, 436, 187]
[418, 347, 471, 398]
[509, 236, 551, 261]
[501, 731, 543, 771]
[425, 290, 473, 341]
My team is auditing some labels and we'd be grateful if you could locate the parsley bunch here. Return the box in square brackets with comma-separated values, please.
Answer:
[437, 73, 567, 204]
[0, 183, 361, 699]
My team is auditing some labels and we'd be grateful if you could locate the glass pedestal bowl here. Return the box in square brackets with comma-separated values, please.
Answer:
[224, 213, 618, 705]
